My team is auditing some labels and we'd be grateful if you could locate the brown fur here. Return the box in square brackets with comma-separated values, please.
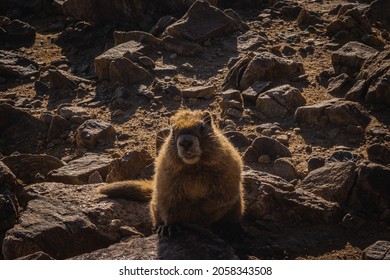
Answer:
[98, 109, 245, 230]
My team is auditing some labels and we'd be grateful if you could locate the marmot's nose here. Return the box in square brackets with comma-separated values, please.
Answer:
[179, 139, 193, 150]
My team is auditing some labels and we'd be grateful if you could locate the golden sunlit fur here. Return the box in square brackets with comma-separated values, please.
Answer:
[98, 109, 245, 232]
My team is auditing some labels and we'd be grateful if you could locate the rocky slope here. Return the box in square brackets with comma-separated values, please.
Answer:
[0, 0, 389, 260]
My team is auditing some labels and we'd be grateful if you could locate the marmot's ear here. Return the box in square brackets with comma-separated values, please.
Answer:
[203, 111, 212, 125]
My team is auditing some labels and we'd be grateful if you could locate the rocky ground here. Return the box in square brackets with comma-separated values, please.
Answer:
[1, 0, 390, 260]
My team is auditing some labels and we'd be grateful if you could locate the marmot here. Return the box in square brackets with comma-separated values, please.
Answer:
[98, 109, 244, 236]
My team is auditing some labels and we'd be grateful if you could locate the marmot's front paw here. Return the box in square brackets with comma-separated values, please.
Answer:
[156, 224, 180, 237]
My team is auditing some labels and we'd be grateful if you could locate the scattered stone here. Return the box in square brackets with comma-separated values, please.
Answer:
[0, 50, 38, 79]
[244, 169, 341, 223]
[94, 40, 151, 81]
[46, 115, 71, 142]
[258, 154, 271, 164]
[327, 73, 353, 96]
[72, 225, 238, 260]
[362, 241, 390, 260]
[243, 136, 291, 163]
[2, 182, 150, 259]
[138, 56, 155, 69]
[88, 171, 103, 184]
[220, 89, 243, 117]
[273, 158, 297, 182]
[297, 162, 357, 205]
[48, 68, 90, 90]
[222, 131, 251, 151]
[109, 57, 152, 85]
[48, 154, 113, 185]
[331, 41, 378, 76]
[367, 144, 390, 165]
[255, 84, 306, 118]
[241, 81, 271, 104]
[75, 119, 116, 149]
[2, 154, 65, 184]
[181, 85, 215, 99]
[165, 0, 239, 43]
[237, 52, 304, 90]
[296, 9, 324, 27]
[59, 106, 92, 123]
[106, 149, 153, 183]
[295, 98, 371, 128]
[237, 30, 267, 52]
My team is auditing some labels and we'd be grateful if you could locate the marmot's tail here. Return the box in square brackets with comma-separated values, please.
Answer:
[97, 180, 153, 202]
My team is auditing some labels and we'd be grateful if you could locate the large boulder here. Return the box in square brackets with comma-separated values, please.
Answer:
[255, 84, 306, 118]
[2, 154, 65, 184]
[243, 169, 342, 223]
[331, 41, 378, 77]
[295, 99, 371, 128]
[225, 52, 304, 91]
[0, 51, 38, 79]
[346, 49, 390, 106]
[106, 149, 153, 183]
[165, 0, 239, 43]
[0, 18, 36, 48]
[0, 104, 47, 155]
[297, 162, 357, 205]
[74, 119, 116, 149]
[243, 136, 291, 163]
[2, 182, 150, 259]
[94, 40, 154, 81]
[348, 163, 390, 217]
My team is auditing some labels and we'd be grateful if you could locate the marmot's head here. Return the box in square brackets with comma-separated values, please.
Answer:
[169, 109, 214, 165]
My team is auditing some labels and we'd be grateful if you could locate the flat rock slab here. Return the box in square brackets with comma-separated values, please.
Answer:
[0, 50, 38, 79]
[48, 154, 113, 184]
[2, 182, 150, 259]
[181, 85, 216, 99]
[2, 154, 65, 184]
[71, 225, 238, 260]
[165, 0, 238, 43]
[297, 162, 357, 205]
[362, 240, 390, 260]
[243, 169, 341, 223]
[295, 98, 371, 128]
